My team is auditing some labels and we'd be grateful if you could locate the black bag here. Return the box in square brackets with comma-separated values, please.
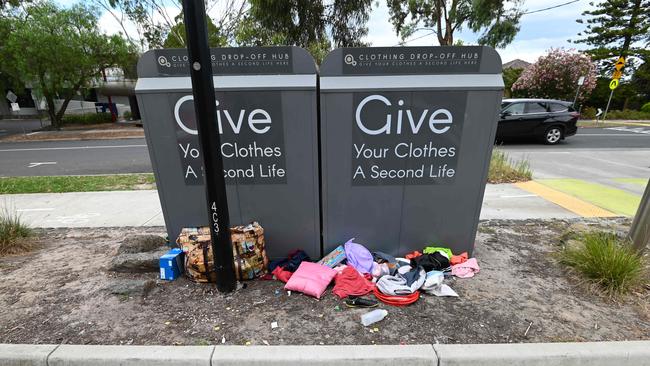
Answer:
[410, 252, 450, 271]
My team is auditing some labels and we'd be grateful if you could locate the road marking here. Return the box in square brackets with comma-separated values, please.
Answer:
[514, 181, 618, 218]
[46, 213, 100, 225]
[578, 133, 650, 136]
[536, 179, 641, 216]
[578, 154, 648, 171]
[25, 132, 40, 136]
[0, 144, 146, 152]
[604, 127, 650, 134]
[28, 162, 57, 168]
[17, 208, 54, 212]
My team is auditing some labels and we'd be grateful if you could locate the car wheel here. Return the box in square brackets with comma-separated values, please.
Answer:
[543, 127, 563, 145]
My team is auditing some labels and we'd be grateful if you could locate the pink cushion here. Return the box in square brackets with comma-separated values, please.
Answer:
[284, 262, 336, 299]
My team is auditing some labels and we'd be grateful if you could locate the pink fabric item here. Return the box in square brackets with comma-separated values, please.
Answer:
[284, 262, 337, 299]
[451, 258, 480, 278]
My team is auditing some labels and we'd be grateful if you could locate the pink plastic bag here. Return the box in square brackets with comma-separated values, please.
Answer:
[451, 258, 480, 278]
[284, 262, 337, 299]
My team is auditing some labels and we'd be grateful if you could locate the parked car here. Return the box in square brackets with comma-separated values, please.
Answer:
[496, 98, 579, 144]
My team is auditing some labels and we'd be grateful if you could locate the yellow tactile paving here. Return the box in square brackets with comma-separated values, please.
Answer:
[514, 181, 618, 218]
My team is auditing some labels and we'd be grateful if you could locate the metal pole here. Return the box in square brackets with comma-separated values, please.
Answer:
[572, 83, 582, 107]
[602, 88, 614, 122]
[629, 178, 650, 253]
[181, 0, 236, 292]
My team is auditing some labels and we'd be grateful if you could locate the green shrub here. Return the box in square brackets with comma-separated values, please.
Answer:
[560, 231, 646, 296]
[488, 147, 533, 184]
[581, 106, 597, 119]
[61, 112, 112, 125]
[641, 102, 650, 113]
[0, 208, 33, 256]
[123, 110, 132, 120]
[605, 109, 650, 120]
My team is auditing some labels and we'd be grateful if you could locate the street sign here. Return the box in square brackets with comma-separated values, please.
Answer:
[577, 76, 585, 85]
[609, 79, 619, 90]
[614, 56, 625, 71]
[6, 91, 17, 103]
[612, 70, 622, 80]
[595, 108, 603, 117]
[10, 102, 20, 111]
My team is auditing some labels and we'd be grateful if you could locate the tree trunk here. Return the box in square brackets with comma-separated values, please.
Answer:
[54, 94, 76, 126]
[44, 93, 58, 129]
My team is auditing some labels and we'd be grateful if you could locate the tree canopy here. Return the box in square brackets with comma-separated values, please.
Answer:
[574, 0, 650, 62]
[162, 16, 227, 48]
[245, 0, 372, 49]
[387, 0, 523, 48]
[0, 2, 134, 127]
[97, 0, 247, 49]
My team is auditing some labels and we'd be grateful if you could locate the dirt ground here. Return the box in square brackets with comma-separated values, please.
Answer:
[1, 218, 648, 346]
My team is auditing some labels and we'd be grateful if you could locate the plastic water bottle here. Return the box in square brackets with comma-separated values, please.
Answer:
[360, 309, 388, 326]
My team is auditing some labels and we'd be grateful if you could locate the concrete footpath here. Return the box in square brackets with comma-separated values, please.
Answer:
[2, 342, 650, 366]
[0, 184, 586, 229]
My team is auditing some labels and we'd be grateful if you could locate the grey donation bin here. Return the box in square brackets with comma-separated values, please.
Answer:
[319, 46, 503, 256]
[135, 47, 320, 259]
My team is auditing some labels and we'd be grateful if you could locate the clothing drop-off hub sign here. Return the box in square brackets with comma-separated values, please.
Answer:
[319, 46, 503, 256]
[135, 47, 321, 259]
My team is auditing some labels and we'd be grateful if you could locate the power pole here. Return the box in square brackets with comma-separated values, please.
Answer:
[181, 0, 236, 292]
[629, 179, 650, 252]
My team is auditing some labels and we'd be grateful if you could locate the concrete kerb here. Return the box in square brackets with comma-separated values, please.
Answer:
[211, 345, 437, 366]
[47, 345, 214, 366]
[433, 341, 650, 366]
[0, 344, 58, 366]
[1, 342, 650, 365]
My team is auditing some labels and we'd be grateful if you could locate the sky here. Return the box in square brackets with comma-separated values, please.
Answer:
[60, 0, 593, 64]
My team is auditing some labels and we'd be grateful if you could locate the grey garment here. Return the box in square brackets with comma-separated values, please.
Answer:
[403, 266, 425, 286]
[373, 251, 396, 264]
[376, 267, 426, 295]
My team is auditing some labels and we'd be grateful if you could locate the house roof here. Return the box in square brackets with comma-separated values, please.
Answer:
[503, 59, 532, 70]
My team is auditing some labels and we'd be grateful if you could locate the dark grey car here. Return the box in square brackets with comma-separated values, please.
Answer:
[496, 98, 580, 144]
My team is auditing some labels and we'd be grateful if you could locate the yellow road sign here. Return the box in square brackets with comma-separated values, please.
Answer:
[609, 79, 619, 90]
[612, 70, 622, 79]
[614, 56, 625, 71]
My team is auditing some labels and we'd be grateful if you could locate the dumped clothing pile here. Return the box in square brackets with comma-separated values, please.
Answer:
[169, 222, 480, 309]
[269, 238, 480, 307]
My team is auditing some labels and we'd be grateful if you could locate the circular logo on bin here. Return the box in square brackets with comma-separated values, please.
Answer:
[157, 55, 171, 68]
[344, 54, 357, 66]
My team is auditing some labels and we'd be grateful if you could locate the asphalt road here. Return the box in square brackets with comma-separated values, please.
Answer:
[501, 126, 650, 195]
[0, 138, 150, 177]
[0, 127, 649, 179]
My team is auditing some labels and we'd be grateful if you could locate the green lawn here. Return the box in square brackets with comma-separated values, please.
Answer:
[0, 174, 156, 194]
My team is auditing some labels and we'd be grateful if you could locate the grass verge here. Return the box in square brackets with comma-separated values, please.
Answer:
[560, 231, 647, 297]
[488, 147, 533, 184]
[0, 174, 156, 194]
[0, 208, 33, 256]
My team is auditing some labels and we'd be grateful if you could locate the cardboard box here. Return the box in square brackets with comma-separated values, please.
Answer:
[160, 248, 184, 281]
[317, 245, 346, 268]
